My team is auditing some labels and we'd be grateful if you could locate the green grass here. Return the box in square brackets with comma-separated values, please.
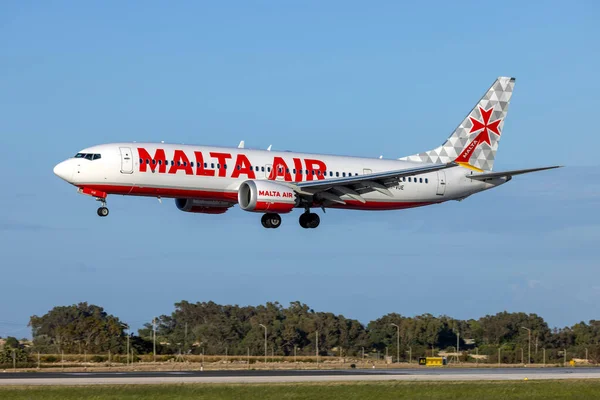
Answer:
[2, 381, 600, 400]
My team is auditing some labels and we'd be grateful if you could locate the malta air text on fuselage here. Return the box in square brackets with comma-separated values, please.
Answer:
[138, 146, 348, 182]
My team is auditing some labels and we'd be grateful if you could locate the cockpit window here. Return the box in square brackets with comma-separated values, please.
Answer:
[74, 153, 101, 160]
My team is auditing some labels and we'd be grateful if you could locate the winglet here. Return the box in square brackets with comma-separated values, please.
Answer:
[238, 140, 245, 149]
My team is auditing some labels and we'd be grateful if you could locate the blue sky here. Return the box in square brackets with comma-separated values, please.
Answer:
[1, 1, 599, 338]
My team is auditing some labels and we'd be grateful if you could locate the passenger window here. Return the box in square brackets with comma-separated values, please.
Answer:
[211, 163, 215, 168]
[267, 167, 271, 172]
[330, 172, 333, 177]
[139, 158, 143, 164]
[158, 160, 162, 165]
[425, 178, 428, 184]
[261, 167, 265, 172]
[146, 159, 150, 165]
[408, 177, 411, 182]
[190, 162, 194, 167]
[420, 178, 423, 183]
[152, 159, 156, 165]
[342, 172, 346, 177]
[311, 170, 315, 175]
[293, 169, 296, 174]
[217, 164, 220, 169]
[336, 172, 339, 177]
[237, 165, 241, 170]
[286, 168, 290, 173]
[177, 161, 181, 166]
[204, 163, 207, 168]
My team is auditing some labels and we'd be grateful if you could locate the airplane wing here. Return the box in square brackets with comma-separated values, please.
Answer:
[287, 162, 456, 204]
[466, 166, 562, 181]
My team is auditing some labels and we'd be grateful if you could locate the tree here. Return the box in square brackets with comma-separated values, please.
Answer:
[3, 337, 20, 349]
[29, 303, 127, 354]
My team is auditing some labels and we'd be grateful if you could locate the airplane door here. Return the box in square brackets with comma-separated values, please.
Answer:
[363, 168, 372, 175]
[436, 171, 446, 195]
[119, 147, 134, 174]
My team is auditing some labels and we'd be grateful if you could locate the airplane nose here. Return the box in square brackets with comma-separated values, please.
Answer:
[53, 160, 72, 182]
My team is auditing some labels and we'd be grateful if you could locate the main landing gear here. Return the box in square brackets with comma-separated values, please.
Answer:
[259, 211, 321, 229]
[96, 198, 109, 217]
[299, 211, 320, 229]
[261, 213, 282, 229]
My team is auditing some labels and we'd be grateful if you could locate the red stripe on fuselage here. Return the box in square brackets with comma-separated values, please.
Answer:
[81, 184, 239, 202]
[79, 184, 437, 211]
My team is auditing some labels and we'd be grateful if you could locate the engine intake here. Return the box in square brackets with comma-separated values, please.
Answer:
[238, 180, 298, 213]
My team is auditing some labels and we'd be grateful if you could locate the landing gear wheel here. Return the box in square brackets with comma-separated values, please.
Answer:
[267, 213, 281, 229]
[299, 212, 320, 229]
[261, 213, 281, 229]
[261, 214, 271, 228]
[307, 213, 320, 229]
[97, 207, 109, 217]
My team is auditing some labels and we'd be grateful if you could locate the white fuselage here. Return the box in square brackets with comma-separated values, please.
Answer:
[53, 142, 505, 211]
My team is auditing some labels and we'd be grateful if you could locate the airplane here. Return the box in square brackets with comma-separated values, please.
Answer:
[53, 77, 560, 229]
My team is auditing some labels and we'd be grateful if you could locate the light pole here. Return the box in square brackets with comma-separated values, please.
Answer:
[586, 348, 589, 363]
[152, 317, 157, 363]
[521, 348, 524, 365]
[521, 327, 531, 365]
[126, 325, 130, 366]
[259, 324, 267, 365]
[390, 323, 400, 364]
[543, 348, 546, 366]
[316, 330, 319, 366]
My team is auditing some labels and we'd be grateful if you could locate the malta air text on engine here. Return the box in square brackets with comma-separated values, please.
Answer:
[258, 190, 293, 198]
[138, 148, 328, 182]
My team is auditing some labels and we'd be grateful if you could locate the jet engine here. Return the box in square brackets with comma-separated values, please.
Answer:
[175, 198, 232, 214]
[238, 180, 298, 213]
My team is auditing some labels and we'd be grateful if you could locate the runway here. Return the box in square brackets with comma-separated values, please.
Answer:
[1, 368, 600, 385]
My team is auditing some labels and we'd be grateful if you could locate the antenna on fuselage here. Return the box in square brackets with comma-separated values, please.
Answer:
[267, 145, 272, 151]
[238, 140, 245, 149]
[379, 155, 383, 159]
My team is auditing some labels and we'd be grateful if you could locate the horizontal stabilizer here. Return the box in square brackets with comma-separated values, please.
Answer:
[467, 166, 562, 180]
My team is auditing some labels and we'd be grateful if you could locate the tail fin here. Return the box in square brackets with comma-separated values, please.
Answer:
[400, 76, 515, 171]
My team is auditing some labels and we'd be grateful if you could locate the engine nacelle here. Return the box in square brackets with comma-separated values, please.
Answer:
[238, 180, 298, 213]
[175, 198, 231, 214]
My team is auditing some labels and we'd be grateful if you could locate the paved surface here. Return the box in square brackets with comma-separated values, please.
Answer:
[1, 368, 599, 385]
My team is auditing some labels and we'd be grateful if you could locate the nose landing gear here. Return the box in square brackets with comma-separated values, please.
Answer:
[96, 198, 109, 217]
[261, 213, 282, 229]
